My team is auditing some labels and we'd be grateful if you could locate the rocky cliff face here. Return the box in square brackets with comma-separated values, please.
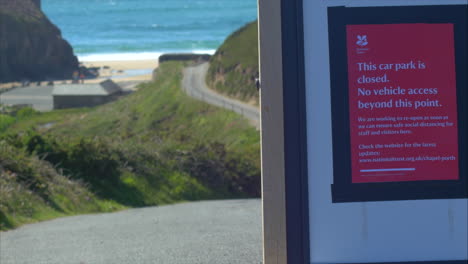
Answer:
[0, 0, 78, 82]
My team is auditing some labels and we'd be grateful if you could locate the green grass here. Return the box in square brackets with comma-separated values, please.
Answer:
[0, 106, 41, 133]
[207, 21, 259, 103]
[0, 141, 124, 230]
[1, 61, 260, 230]
[0, 114, 15, 132]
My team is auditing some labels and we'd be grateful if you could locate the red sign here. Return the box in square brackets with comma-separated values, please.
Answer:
[346, 24, 459, 183]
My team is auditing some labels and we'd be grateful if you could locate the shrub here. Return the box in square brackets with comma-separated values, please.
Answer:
[1, 131, 131, 201]
[179, 142, 260, 197]
[0, 114, 15, 132]
[15, 107, 39, 119]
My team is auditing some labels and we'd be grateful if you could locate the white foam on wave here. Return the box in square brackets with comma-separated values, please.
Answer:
[189, 49, 216, 55]
[78, 50, 216, 62]
[78, 52, 163, 62]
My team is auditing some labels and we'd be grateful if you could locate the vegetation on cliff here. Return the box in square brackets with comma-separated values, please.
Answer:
[1, 61, 260, 230]
[0, 0, 78, 82]
[0, 139, 124, 230]
[207, 21, 259, 104]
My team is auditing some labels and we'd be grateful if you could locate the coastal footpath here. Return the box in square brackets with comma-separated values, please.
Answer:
[207, 21, 259, 104]
[183, 62, 260, 128]
[0, 0, 78, 82]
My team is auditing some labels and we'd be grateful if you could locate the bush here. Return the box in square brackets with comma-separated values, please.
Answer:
[179, 142, 260, 197]
[0, 114, 15, 132]
[1, 131, 139, 203]
[15, 107, 39, 119]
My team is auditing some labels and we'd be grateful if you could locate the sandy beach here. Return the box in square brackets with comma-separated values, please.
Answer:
[0, 59, 159, 91]
[82, 59, 158, 72]
[81, 59, 159, 83]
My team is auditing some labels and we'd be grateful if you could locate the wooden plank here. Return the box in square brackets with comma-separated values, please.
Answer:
[258, 0, 287, 263]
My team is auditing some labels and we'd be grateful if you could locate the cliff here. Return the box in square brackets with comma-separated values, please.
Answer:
[0, 0, 78, 82]
[207, 21, 259, 104]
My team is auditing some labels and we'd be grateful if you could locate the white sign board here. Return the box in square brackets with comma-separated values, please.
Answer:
[303, 0, 468, 263]
[259, 0, 467, 263]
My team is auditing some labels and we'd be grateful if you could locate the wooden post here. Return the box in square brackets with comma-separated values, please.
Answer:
[258, 0, 287, 263]
[259, 0, 309, 263]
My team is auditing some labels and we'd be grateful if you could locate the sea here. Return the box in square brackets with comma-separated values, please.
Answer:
[42, 0, 258, 61]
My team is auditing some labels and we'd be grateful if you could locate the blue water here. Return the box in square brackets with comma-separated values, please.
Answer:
[42, 0, 257, 61]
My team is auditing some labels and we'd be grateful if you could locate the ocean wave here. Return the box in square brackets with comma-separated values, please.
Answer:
[44, 0, 256, 63]
[78, 50, 216, 62]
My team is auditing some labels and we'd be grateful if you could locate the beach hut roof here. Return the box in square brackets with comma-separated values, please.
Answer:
[52, 80, 121, 96]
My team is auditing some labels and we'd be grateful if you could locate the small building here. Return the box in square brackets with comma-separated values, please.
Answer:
[52, 80, 122, 109]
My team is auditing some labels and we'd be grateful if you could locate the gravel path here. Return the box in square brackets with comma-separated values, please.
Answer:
[0, 199, 262, 264]
[182, 63, 260, 128]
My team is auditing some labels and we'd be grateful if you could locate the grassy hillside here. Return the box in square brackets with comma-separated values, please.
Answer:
[0, 141, 123, 230]
[207, 21, 259, 104]
[1, 61, 260, 230]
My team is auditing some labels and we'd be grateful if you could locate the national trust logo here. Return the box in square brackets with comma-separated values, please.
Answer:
[356, 35, 368, 47]
[356, 35, 369, 54]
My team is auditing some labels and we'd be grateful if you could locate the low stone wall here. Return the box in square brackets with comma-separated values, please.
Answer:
[53, 95, 114, 109]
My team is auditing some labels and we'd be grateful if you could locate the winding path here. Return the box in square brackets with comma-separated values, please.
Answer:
[182, 63, 260, 128]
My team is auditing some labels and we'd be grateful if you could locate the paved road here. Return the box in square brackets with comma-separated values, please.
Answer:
[182, 63, 260, 128]
[0, 86, 54, 111]
[0, 199, 262, 264]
